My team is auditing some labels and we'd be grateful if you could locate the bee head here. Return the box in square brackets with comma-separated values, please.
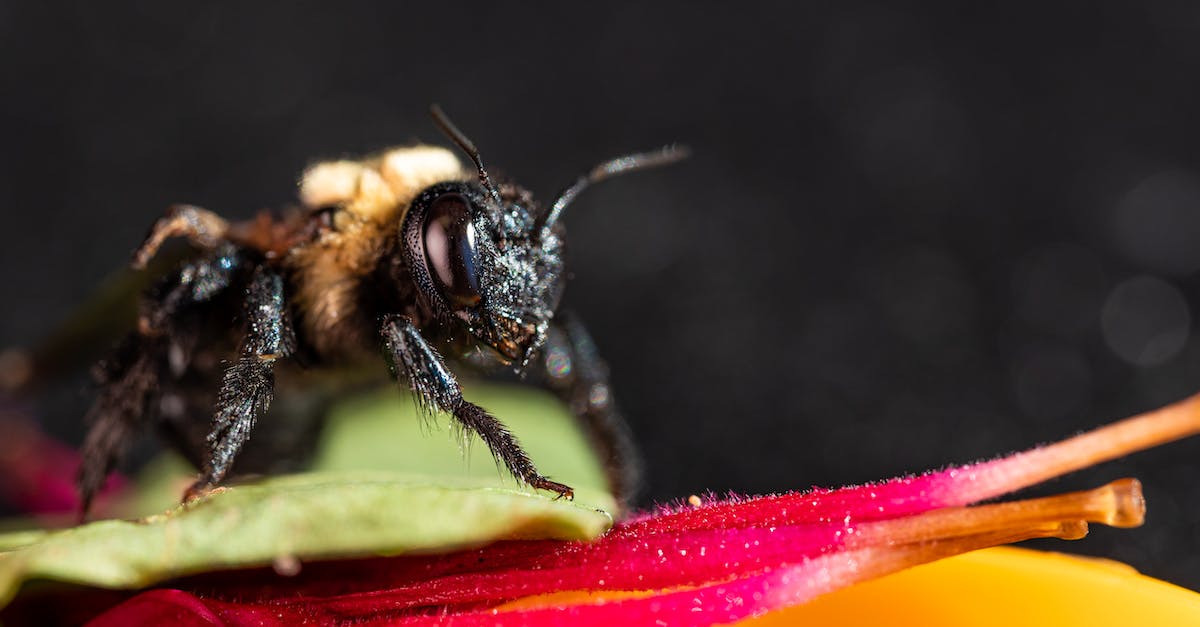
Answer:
[403, 106, 687, 366]
[402, 179, 565, 366]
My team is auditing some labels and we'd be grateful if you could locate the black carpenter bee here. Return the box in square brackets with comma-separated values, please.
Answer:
[75, 107, 686, 515]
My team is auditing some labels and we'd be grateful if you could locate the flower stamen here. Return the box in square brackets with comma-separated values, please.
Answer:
[948, 392, 1200, 506]
[853, 478, 1145, 548]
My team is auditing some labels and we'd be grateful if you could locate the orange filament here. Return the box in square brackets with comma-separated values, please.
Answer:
[854, 478, 1145, 548]
[967, 392, 1200, 503]
[849, 520, 1093, 580]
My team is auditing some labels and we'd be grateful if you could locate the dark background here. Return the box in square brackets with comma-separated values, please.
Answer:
[3, 2, 1200, 589]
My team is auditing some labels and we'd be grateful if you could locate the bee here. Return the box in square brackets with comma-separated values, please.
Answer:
[75, 107, 686, 514]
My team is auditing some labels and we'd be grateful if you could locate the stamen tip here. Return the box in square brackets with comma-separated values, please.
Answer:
[1057, 520, 1089, 540]
[1105, 478, 1146, 528]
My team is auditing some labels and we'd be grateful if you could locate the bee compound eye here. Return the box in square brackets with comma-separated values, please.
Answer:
[423, 192, 483, 309]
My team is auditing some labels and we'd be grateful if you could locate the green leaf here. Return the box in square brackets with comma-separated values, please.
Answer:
[0, 382, 615, 606]
[315, 382, 614, 503]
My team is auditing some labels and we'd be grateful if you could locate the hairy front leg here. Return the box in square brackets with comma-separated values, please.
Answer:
[380, 315, 573, 499]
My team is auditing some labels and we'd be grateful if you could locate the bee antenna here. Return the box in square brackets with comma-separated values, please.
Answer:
[536, 144, 690, 240]
[430, 105, 503, 206]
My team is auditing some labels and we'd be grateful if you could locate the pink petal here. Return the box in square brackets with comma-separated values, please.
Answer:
[0, 418, 125, 515]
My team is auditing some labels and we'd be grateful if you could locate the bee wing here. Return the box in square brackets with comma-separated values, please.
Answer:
[2, 251, 187, 395]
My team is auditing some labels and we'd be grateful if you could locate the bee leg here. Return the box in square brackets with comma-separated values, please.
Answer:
[76, 335, 161, 518]
[538, 313, 641, 509]
[132, 204, 230, 270]
[139, 242, 242, 335]
[77, 245, 245, 518]
[185, 266, 295, 501]
[380, 315, 573, 500]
